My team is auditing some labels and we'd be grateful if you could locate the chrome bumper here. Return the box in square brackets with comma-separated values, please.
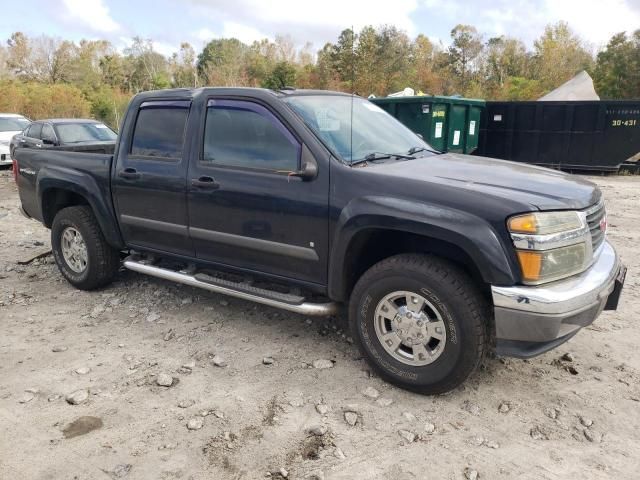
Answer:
[492, 241, 625, 358]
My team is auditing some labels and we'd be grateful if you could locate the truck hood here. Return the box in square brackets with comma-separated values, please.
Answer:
[372, 152, 600, 211]
[0, 131, 21, 142]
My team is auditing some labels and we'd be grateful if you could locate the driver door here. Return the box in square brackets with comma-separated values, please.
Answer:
[187, 98, 330, 285]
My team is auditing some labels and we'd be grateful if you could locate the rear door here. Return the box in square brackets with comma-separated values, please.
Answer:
[112, 100, 194, 256]
[186, 98, 329, 285]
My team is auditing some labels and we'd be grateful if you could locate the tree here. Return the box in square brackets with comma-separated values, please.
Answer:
[447, 25, 483, 95]
[124, 37, 170, 91]
[197, 38, 248, 86]
[532, 22, 593, 92]
[483, 36, 529, 98]
[261, 61, 296, 89]
[171, 42, 197, 87]
[592, 30, 640, 99]
[410, 34, 444, 95]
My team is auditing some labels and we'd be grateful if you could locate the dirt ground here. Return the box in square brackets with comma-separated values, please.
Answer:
[0, 167, 639, 480]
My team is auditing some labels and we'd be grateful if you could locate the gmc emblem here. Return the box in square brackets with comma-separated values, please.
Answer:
[600, 215, 607, 233]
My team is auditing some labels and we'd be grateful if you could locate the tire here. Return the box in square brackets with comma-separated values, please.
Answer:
[349, 254, 488, 394]
[51, 206, 120, 290]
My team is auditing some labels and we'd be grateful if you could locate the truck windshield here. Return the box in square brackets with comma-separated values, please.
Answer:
[282, 95, 435, 164]
[55, 123, 117, 144]
[0, 117, 30, 132]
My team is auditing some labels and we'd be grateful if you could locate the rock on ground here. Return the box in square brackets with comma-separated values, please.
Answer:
[65, 389, 89, 405]
[312, 359, 334, 369]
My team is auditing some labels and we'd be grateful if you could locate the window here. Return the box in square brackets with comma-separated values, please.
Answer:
[130, 104, 189, 159]
[203, 101, 299, 171]
[0, 116, 30, 132]
[27, 123, 42, 139]
[55, 123, 116, 144]
[42, 124, 56, 144]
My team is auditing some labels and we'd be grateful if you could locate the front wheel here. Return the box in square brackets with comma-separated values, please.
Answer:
[51, 206, 120, 290]
[349, 254, 488, 394]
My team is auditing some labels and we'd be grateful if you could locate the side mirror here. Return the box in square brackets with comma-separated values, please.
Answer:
[288, 144, 318, 181]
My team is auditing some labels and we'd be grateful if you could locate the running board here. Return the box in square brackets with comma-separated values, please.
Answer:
[122, 257, 338, 316]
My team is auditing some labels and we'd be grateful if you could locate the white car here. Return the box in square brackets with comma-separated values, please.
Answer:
[0, 113, 31, 166]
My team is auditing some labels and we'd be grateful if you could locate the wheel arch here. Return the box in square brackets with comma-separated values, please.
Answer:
[38, 171, 124, 250]
[328, 197, 518, 302]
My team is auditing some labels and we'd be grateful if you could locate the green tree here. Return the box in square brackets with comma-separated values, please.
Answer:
[170, 42, 197, 87]
[483, 36, 529, 98]
[261, 61, 296, 89]
[592, 30, 640, 99]
[447, 25, 483, 95]
[197, 38, 248, 86]
[532, 22, 593, 92]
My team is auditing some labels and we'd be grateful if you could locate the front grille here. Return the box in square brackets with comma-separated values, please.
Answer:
[585, 201, 606, 253]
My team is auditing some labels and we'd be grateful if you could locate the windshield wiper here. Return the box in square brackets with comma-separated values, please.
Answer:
[350, 151, 414, 166]
[407, 146, 444, 156]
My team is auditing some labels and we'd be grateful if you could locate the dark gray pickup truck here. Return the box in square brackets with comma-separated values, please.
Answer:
[14, 87, 626, 394]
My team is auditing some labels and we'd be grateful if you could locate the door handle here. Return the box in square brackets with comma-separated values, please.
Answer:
[191, 176, 219, 189]
[119, 168, 140, 180]
[35, 143, 42, 148]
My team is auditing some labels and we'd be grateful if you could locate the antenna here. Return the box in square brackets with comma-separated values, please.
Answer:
[350, 25, 354, 164]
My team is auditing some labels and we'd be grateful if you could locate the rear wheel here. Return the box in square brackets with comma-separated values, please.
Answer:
[349, 254, 488, 394]
[51, 206, 120, 290]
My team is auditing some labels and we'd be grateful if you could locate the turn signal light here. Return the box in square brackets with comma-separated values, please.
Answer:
[516, 250, 542, 282]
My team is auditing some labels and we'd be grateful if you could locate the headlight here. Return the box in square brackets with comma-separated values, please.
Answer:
[508, 211, 583, 235]
[508, 211, 591, 284]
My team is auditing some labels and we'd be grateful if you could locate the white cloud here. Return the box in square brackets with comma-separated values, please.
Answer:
[152, 41, 179, 57]
[195, 28, 217, 42]
[187, 0, 420, 45]
[221, 21, 270, 44]
[543, 0, 640, 47]
[62, 0, 120, 33]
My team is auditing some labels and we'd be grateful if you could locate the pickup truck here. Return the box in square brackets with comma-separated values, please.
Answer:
[14, 87, 626, 394]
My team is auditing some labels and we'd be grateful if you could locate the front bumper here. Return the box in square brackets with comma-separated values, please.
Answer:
[492, 241, 625, 358]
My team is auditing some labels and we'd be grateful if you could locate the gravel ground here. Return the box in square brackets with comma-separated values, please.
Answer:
[0, 167, 639, 479]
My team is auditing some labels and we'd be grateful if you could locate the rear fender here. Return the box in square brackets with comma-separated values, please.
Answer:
[38, 165, 124, 249]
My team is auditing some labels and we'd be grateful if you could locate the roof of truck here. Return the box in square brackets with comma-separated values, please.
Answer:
[134, 87, 353, 100]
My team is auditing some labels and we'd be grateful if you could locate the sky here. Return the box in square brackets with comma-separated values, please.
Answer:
[1, 0, 639, 57]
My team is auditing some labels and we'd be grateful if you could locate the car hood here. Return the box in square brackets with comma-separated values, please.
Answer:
[371, 152, 601, 211]
[0, 131, 22, 142]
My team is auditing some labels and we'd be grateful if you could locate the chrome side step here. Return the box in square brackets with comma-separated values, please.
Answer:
[122, 257, 339, 316]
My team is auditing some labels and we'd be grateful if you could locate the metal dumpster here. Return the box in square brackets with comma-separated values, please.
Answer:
[476, 100, 640, 172]
[371, 95, 485, 154]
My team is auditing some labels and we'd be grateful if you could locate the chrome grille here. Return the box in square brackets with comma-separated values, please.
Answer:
[585, 201, 606, 253]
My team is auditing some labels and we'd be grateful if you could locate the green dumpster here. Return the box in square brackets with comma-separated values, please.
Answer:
[371, 95, 485, 154]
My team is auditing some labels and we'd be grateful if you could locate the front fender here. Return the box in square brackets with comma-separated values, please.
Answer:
[37, 165, 124, 249]
[328, 196, 518, 300]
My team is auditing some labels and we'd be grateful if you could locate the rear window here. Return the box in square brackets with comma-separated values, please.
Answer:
[0, 116, 30, 132]
[130, 106, 189, 159]
[55, 123, 117, 143]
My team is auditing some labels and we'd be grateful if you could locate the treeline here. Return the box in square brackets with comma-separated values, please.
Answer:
[0, 23, 638, 128]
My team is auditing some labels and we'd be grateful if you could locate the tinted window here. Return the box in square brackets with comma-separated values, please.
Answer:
[28, 123, 42, 139]
[131, 107, 189, 159]
[55, 122, 117, 143]
[203, 102, 299, 171]
[42, 124, 56, 143]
